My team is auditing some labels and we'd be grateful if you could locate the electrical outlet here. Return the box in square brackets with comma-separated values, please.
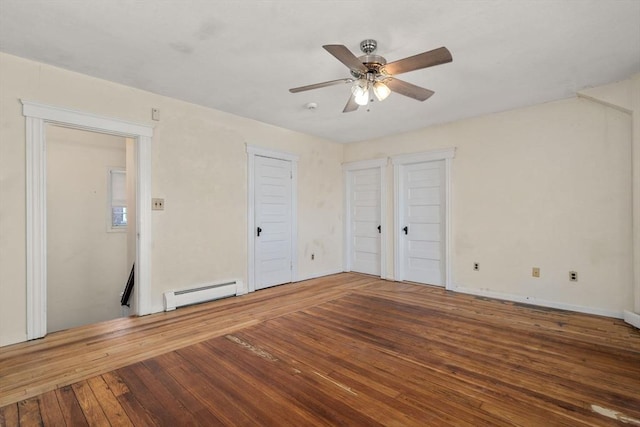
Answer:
[569, 271, 578, 282]
[152, 198, 165, 210]
[152, 108, 160, 121]
[473, 262, 479, 271]
[311, 254, 315, 260]
[532, 267, 540, 278]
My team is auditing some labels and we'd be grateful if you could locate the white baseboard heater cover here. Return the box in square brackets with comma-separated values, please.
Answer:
[163, 279, 241, 311]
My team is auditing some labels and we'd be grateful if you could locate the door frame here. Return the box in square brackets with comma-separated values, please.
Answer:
[342, 158, 387, 279]
[391, 148, 455, 289]
[246, 144, 298, 293]
[22, 100, 153, 340]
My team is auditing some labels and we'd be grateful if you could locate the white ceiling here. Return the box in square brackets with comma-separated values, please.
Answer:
[1, 1, 639, 143]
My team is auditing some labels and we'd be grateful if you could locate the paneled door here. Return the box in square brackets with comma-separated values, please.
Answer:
[254, 155, 293, 289]
[349, 168, 382, 276]
[400, 160, 445, 286]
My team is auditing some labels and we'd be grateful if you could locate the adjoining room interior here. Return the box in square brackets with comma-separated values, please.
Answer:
[0, 0, 639, 425]
[46, 125, 134, 333]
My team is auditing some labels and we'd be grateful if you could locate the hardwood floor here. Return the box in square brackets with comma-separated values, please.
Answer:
[1, 273, 639, 426]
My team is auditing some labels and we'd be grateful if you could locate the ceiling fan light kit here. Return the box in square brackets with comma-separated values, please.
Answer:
[351, 78, 371, 106]
[289, 39, 452, 113]
[373, 81, 391, 101]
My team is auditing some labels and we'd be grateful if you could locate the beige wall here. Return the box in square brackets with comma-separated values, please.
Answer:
[345, 95, 633, 317]
[0, 52, 344, 346]
[578, 76, 640, 321]
[46, 126, 128, 332]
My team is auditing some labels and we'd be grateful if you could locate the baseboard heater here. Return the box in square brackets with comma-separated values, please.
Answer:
[163, 279, 241, 311]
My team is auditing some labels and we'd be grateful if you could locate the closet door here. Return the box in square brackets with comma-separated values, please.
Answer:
[254, 155, 293, 289]
[399, 160, 445, 286]
[349, 167, 381, 276]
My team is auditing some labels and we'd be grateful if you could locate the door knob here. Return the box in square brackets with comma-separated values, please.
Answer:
[403, 226, 408, 235]
[377, 225, 381, 233]
[257, 226, 262, 237]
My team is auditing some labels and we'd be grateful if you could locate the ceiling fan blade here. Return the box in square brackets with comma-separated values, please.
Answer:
[385, 78, 435, 101]
[323, 44, 368, 73]
[343, 93, 359, 113]
[382, 47, 452, 76]
[289, 78, 353, 93]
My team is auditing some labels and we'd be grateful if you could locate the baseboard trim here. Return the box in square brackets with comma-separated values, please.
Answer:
[296, 269, 344, 282]
[452, 285, 624, 319]
[624, 310, 640, 329]
[0, 333, 28, 348]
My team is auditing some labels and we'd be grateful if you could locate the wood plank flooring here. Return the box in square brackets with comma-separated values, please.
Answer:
[1, 273, 639, 426]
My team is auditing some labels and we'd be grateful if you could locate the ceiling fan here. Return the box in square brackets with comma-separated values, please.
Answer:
[289, 39, 452, 113]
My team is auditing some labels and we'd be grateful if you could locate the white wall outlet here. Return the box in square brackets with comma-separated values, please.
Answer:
[152, 198, 165, 210]
[473, 262, 479, 271]
[152, 108, 160, 121]
[569, 271, 578, 282]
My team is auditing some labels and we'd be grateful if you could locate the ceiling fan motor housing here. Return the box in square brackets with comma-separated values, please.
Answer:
[356, 39, 387, 76]
[351, 50, 387, 79]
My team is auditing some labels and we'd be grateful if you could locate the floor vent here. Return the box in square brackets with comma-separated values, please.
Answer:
[163, 280, 241, 311]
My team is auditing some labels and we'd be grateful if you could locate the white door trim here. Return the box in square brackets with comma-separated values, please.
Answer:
[342, 158, 388, 279]
[392, 148, 455, 289]
[246, 144, 298, 293]
[22, 100, 153, 340]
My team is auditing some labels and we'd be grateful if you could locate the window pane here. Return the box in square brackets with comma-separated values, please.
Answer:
[112, 206, 127, 227]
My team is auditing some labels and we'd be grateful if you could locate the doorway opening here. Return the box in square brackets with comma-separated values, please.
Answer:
[22, 101, 153, 340]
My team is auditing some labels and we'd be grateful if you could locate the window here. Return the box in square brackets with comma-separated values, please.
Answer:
[109, 168, 127, 230]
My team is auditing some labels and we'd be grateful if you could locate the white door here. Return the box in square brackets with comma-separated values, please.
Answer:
[349, 168, 381, 275]
[401, 160, 445, 285]
[255, 155, 293, 290]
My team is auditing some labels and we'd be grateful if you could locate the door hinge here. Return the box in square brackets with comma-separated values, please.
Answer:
[290, 170, 293, 179]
